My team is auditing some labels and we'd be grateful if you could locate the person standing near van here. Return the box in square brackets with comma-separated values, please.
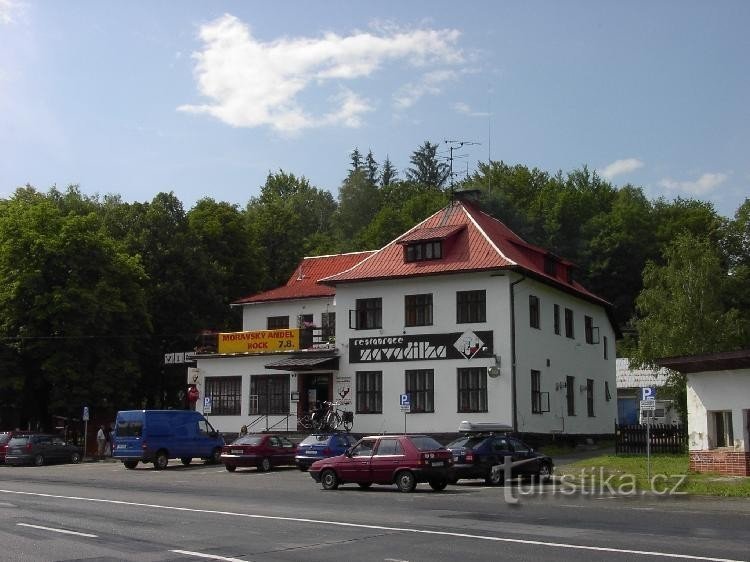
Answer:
[96, 425, 106, 460]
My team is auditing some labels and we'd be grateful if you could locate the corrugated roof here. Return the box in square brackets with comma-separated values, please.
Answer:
[616, 358, 671, 388]
[232, 251, 375, 305]
[265, 354, 339, 371]
[396, 224, 466, 244]
[319, 199, 609, 307]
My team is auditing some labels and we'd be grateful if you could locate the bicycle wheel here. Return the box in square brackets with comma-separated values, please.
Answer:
[342, 417, 353, 432]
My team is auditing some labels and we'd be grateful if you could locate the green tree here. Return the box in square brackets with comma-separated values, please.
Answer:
[405, 141, 449, 189]
[0, 186, 149, 427]
[380, 155, 398, 187]
[336, 168, 380, 245]
[246, 171, 338, 287]
[634, 232, 746, 421]
[364, 149, 379, 188]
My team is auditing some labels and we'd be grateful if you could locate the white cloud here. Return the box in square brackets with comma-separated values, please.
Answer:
[179, 14, 463, 133]
[658, 172, 729, 196]
[0, 0, 23, 24]
[393, 69, 458, 109]
[454, 101, 491, 117]
[600, 158, 644, 180]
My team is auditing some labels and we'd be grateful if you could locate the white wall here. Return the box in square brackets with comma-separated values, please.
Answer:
[335, 271, 616, 435]
[240, 297, 335, 331]
[513, 278, 617, 435]
[687, 370, 750, 451]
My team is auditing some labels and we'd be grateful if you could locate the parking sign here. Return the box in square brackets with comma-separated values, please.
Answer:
[203, 396, 212, 414]
[82, 406, 89, 422]
[641, 386, 656, 401]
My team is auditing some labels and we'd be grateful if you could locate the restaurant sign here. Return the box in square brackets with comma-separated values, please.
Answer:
[349, 330, 493, 363]
[218, 329, 300, 354]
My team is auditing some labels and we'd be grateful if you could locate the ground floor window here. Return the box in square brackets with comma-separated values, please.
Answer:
[204, 376, 242, 416]
[711, 410, 734, 448]
[356, 371, 382, 414]
[405, 369, 434, 413]
[457, 367, 487, 412]
[250, 375, 289, 415]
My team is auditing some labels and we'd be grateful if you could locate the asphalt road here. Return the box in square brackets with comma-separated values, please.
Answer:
[0, 459, 748, 562]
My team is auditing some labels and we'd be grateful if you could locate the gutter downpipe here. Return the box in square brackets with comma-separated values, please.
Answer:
[509, 272, 526, 432]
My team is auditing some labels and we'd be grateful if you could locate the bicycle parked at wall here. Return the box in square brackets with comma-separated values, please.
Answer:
[298, 401, 353, 432]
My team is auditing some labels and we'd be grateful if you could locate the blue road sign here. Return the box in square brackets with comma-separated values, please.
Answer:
[400, 393, 410, 406]
[641, 386, 656, 401]
[82, 406, 89, 422]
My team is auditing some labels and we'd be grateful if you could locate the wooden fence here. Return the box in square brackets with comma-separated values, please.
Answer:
[615, 423, 687, 454]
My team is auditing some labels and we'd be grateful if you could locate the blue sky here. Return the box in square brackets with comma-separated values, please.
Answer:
[1, 1, 748, 217]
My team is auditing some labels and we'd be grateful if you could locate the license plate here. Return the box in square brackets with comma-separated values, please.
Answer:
[453, 456, 459, 462]
[431, 461, 444, 467]
[231, 449, 243, 454]
[306, 450, 318, 455]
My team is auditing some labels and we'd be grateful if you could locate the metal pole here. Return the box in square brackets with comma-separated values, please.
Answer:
[404, 412, 407, 435]
[646, 413, 651, 484]
[83, 420, 88, 461]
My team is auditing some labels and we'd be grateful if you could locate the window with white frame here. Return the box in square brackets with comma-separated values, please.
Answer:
[710, 411, 734, 448]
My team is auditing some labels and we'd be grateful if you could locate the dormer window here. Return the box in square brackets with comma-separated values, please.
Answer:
[405, 241, 442, 262]
[544, 255, 557, 276]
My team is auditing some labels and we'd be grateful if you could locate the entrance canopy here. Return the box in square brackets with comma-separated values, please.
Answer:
[264, 354, 339, 371]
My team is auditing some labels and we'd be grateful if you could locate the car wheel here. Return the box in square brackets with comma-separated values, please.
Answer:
[123, 460, 138, 470]
[395, 470, 417, 493]
[258, 457, 271, 472]
[33, 454, 44, 467]
[357, 482, 372, 489]
[154, 451, 168, 470]
[429, 479, 448, 491]
[225, 464, 237, 472]
[485, 464, 504, 486]
[70, 452, 81, 464]
[320, 469, 339, 490]
[180, 457, 192, 466]
[209, 447, 222, 464]
[538, 462, 552, 483]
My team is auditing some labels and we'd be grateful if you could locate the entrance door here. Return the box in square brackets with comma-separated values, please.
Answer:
[298, 373, 332, 416]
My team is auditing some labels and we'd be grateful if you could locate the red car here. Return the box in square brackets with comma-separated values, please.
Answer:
[220, 434, 297, 472]
[309, 434, 453, 493]
[0, 431, 26, 463]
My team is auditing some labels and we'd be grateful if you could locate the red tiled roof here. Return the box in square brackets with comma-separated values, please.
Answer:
[232, 251, 375, 304]
[320, 200, 609, 306]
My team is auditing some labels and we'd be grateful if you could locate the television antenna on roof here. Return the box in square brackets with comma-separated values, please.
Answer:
[444, 140, 481, 191]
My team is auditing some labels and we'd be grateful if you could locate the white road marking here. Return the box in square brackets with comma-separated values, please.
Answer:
[170, 550, 250, 562]
[16, 522, 98, 538]
[0, 489, 742, 562]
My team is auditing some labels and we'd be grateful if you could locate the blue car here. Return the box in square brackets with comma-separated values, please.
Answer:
[295, 433, 358, 471]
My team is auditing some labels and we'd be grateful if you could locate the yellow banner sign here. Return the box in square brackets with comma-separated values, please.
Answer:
[218, 329, 301, 354]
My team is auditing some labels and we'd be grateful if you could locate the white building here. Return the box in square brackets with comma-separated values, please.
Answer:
[659, 350, 750, 476]
[192, 192, 617, 437]
[616, 358, 678, 425]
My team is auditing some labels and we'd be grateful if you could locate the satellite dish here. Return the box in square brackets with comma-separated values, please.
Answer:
[488, 366, 501, 378]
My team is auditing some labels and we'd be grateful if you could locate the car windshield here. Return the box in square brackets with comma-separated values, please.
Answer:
[408, 436, 444, 451]
[232, 435, 263, 446]
[299, 435, 330, 446]
[8, 437, 29, 446]
[0, 433, 12, 445]
[445, 436, 487, 449]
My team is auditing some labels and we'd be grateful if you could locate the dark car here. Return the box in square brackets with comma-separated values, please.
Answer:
[445, 423, 553, 485]
[4, 433, 82, 467]
[295, 433, 359, 471]
[309, 434, 453, 493]
[220, 434, 297, 472]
